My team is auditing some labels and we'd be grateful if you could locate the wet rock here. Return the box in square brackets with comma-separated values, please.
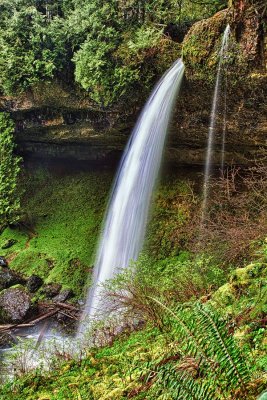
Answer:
[0, 257, 8, 267]
[42, 283, 62, 298]
[52, 289, 74, 303]
[26, 275, 43, 293]
[0, 267, 25, 291]
[1, 239, 17, 249]
[0, 287, 31, 323]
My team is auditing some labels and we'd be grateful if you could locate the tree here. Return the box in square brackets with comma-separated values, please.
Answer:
[0, 113, 22, 228]
[71, 0, 139, 106]
[0, 1, 67, 95]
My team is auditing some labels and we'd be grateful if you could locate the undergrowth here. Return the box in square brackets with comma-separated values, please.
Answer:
[0, 165, 112, 298]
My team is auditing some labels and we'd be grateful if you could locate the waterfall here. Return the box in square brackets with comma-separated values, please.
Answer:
[220, 46, 229, 172]
[201, 25, 230, 224]
[78, 59, 184, 333]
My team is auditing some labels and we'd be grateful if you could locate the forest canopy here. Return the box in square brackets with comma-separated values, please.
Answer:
[0, 0, 227, 105]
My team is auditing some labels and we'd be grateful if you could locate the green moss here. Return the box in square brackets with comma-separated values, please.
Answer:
[146, 176, 198, 260]
[182, 10, 228, 82]
[0, 166, 112, 298]
[182, 9, 248, 85]
[230, 263, 267, 286]
[0, 326, 167, 400]
[212, 282, 236, 307]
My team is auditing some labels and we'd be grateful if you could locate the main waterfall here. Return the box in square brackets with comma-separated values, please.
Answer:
[79, 59, 184, 333]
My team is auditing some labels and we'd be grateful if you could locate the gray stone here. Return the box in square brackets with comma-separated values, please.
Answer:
[26, 275, 43, 293]
[52, 289, 74, 303]
[42, 283, 62, 298]
[0, 257, 8, 267]
[0, 287, 31, 323]
[0, 267, 25, 291]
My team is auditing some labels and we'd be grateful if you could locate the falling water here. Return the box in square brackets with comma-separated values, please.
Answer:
[201, 25, 230, 224]
[78, 59, 184, 333]
[220, 51, 229, 172]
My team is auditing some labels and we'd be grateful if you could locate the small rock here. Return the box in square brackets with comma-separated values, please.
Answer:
[26, 275, 44, 293]
[0, 257, 8, 267]
[0, 287, 31, 323]
[42, 283, 62, 298]
[1, 239, 17, 249]
[0, 267, 25, 291]
[52, 289, 74, 303]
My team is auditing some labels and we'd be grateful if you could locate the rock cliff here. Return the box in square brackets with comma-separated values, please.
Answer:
[0, 4, 266, 166]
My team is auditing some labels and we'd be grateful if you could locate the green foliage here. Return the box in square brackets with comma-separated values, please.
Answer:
[0, 0, 226, 103]
[136, 253, 226, 302]
[0, 304, 258, 400]
[128, 26, 163, 52]
[0, 166, 112, 297]
[73, 37, 139, 106]
[146, 177, 200, 259]
[0, 1, 67, 94]
[71, 0, 136, 105]
[0, 113, 22, 228]
[71, 0, 226, 105]
[147, 300, 251, 399]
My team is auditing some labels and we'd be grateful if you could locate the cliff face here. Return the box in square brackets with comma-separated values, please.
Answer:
[167, 75, 266, 165]
[0, 83, 137, 164]
[0, 6, 266, 166]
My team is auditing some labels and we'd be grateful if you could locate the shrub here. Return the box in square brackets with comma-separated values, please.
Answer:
[0, 113, 22, 228]
[0, 3, 67, 94]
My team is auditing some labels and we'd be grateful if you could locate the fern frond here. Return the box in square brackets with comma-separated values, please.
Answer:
[156, 365, 217, 400]
[194, 303, 250, 389]
[148, 297, 211, 368]
[148, 297, 251, 397]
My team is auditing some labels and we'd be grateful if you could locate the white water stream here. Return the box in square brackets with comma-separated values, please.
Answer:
[78, 59, 185, 333]
[201, 25, 230, 224]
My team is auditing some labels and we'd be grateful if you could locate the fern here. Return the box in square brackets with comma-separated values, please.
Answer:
[145, 297, 251, 399]
[194, 303, 250, 390]
[149, 297, 212, 368]
[155, 366, 217, 400]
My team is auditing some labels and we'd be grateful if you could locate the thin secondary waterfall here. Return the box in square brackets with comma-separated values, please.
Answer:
[79, 59, 184, 333]
[220, 51, 229, 172]
[201, 25, 230, 224]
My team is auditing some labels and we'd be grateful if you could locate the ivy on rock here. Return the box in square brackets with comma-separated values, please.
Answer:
[0, 113, 22, 229]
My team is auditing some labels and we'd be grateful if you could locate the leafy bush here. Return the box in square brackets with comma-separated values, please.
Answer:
[0, 0, 227, 103]
[0, 113, 22, 228]
[102, 254, 227, 328]
[0, 2, 67, 94]
[73, 38, 139, 106]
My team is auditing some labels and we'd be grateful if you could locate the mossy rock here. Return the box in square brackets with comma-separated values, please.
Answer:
[0, 286, 31, 323]
[182, 8, 248, 84]
[182, 9, 228, 82]
[230, 263, 267, 287]
[211, 282, 236, 307]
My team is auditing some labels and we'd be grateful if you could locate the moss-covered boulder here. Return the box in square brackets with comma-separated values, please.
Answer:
[183, 1, 266, 82]
[183, 9, 229, 82]
[0, 286, 32, 323]
[211, 261, 267, 323]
